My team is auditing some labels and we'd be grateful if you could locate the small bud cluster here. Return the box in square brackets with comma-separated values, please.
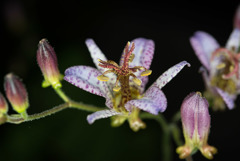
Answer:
[0, 73, 29, 124]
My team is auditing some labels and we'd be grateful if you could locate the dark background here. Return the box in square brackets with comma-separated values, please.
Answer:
[1, 0, 240, 161]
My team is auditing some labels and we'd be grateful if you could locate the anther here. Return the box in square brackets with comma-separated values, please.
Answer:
[113, 86, 121, 92]
[141, 70, 152, 76]
[216, 63, 226, 69]
[97, 75, 109, 81]
[133, 77, 142, 86]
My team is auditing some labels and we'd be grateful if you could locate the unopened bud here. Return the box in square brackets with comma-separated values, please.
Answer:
[234, 5, 240, 29]
[4, 73, 29, 114]
[177, 92, 217, 159]
[37, 39, 62, 89]
[0, 92, 8, 114]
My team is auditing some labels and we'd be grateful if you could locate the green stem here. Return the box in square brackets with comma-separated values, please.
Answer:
[161, 129, 172, 161]
[54, 87, 70, 102]
[6, 101, 105, 124]
[6, 103, 70, 124]
[140, 112, 171, 161]
[69, 101, 104, 112]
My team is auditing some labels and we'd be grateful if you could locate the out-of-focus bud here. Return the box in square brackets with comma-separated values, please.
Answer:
[4, 73, 29, 114]
[176, 92, 217, 159]
[0, 92, 8, 114]
[234, 5, 240, 29]
[37, 39, 62, 89]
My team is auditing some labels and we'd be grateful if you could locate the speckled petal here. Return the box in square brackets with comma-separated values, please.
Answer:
[181, 92, 210, 139]
[125, 86, 167, 115]
[120, 38, 155, 93]
[152, 61, 190, 89]
[64, 66, 113, 108]
[85, 39, 117, 89]
[190, 31, 220, 70]
[226, 29, 240, 52]
[215, 87, 235, 110]
[87, 109, 121, 124]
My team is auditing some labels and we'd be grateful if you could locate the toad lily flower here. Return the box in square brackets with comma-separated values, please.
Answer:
[190, 7, 240, 110]
[64, 38, 190, 131]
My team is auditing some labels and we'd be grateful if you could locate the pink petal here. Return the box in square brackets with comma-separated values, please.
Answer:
[125, 86, 167, 115]
[64, 66, 113, 107]
[181, 92, 210, 139]
[87, 109, 121, 124]
[215, 87, 235, 110]
[152, 61, 190, 89]
[85, 39, 117, 89]
[190, 31, 220, 70]
[120, 38, 155, 94]
[226, 29, 240, 53]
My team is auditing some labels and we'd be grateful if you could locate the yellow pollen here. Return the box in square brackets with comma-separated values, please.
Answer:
[229, 65, 234, 72]
[141, 70, 152, 76]
[97, 75, 109, 81]
[133, 77, 142, 86]
[216, 63, 226, 69]
[113, 86, 121, 92]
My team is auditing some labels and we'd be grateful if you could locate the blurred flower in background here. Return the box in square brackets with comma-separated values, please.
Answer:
[190, 6, 240, 110]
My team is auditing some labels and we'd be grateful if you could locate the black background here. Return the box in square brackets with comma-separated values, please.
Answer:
[1, 0, 240, 161]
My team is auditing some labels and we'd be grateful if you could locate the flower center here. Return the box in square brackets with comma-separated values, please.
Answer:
[210, 48, 239, 94]
[97, 41, 152, 111]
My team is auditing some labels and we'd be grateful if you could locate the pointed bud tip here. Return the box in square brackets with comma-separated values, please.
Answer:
[39, 38, 48, 45]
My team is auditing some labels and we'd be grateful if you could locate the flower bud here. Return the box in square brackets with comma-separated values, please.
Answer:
[176, 92, 217, 159]
[234, 5, 240, 29]
[4, 73, 29, 114]
[37, 39, 62, 89]
[0, 92, 8, 114]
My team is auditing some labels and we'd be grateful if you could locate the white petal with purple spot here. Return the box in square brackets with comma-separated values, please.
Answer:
[125, 86, 167, 115]
[87, 109, 122, 124]
[64, 66, 113, 107]
[190, 31, 220, 70]
[152, 61, 190, 89]
[226, 29, 240, 52]
[85, 39, 117, 89]
[215, 87, 235, 110]
[120, 38, 155, 93]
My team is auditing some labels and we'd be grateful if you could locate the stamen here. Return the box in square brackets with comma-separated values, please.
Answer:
[133, 78, 142, 86]
[97, 75, 109, 81]
[216, 63, 226, 69]
[141, 70, 152, 76]
[113, 86, 121, 92]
